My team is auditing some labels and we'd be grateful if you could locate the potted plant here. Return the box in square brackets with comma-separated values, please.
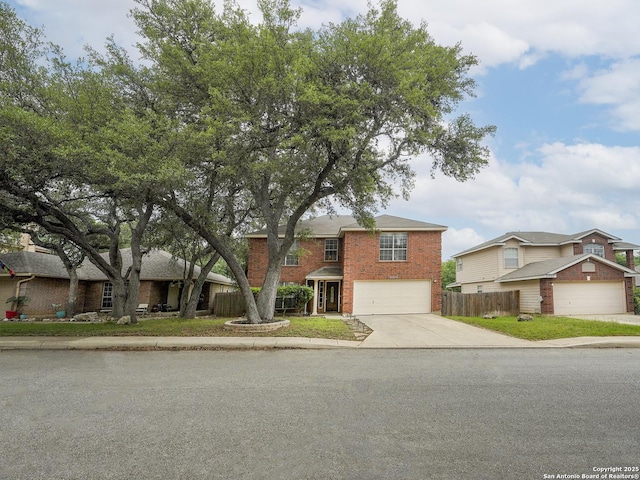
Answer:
[6, 295, 30, 319]
[52, 303, 66, 319]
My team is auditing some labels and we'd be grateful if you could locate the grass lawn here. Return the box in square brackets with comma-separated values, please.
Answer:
[448, 315, 640, 341]
[0, 316, 357, 341]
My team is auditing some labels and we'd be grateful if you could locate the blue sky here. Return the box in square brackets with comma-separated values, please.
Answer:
[7, 0, 640, 259]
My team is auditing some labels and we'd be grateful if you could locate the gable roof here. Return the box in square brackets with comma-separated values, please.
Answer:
[246, 214, 447, 238]
[453, 229, 639, 257]
[0, 249, 234, 285]
[496, 254, 640, 283]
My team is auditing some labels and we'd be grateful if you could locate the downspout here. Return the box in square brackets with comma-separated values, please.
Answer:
[14, 275, 36, 300]
[11, 274, 36, 314]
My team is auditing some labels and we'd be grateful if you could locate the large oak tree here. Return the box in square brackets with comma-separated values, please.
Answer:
[132, 0, 495, 322]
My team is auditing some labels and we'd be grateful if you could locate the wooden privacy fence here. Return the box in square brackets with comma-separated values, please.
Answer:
[441, 290, 520, 317]
[213, 292, 246, 317]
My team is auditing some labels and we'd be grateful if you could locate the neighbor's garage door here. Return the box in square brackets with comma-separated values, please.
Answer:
[553, 281, 626, 315]
[352, 280, 431, 315]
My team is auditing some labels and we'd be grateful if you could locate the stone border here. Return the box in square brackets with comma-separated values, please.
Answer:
[223, 319, 290, 333]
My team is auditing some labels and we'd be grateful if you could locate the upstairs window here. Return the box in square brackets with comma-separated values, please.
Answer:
[283, 240, 300, 266]
[324, 239, 339, 261]
[456, 258, 463, 271]
[584, 243, 604, 257]
[504, 248, 519, 268]
[379, 233, 407, 261]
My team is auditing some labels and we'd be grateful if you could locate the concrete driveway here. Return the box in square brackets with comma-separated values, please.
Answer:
[358, 313, 533, 348]
[566, 314, 640, 326]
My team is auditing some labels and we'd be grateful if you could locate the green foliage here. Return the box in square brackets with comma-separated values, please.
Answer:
[441, 259, 459, 291]
[0, 229, 22, 252]
[634, 287, 640, 315]
[251, 285, 314, 311]
[5, 295, 30, 312]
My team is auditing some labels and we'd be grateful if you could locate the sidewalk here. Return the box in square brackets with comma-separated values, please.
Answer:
[2, 313, 640, 351]
[0, 336, 360, 351]
[2, 334, 640, 351]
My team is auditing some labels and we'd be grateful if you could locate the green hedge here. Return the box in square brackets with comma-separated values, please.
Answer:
[251, 285, 314, 312]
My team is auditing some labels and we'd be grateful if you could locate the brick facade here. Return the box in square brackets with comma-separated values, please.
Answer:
[247, 237, 344, 286]
[247, 229, 443, 314]
[573, 233, 616, 259]
[342, 231, 442, 313]
[540, 233, 634, 315]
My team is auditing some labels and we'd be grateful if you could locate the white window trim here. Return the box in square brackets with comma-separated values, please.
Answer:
[504, 247, 518, 269]
[379, 232, 408, 262]
[324, 239, 339, 262]
[283, 240, 300, 266]
[584, 243, 604, 257]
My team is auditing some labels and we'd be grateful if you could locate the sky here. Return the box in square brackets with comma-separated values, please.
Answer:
[6, 0, 640, 260]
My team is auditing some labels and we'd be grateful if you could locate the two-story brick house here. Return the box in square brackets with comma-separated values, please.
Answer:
[246, 215, 447, 315]
[450, 229, 639, 315]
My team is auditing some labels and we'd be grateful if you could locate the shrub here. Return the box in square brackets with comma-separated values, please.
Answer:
[251, 285, 314, 313]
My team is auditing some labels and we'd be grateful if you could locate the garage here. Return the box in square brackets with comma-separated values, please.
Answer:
[553, 281, 626, 315]
[352, 280, 431, 315]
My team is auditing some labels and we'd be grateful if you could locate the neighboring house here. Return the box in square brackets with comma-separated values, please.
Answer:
[246, 215, 446, 315]
[0, 249, 234, 317]
[450, 229, 640, 315]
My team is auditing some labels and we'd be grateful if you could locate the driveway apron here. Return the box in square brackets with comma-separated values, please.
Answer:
[358, 314, 534, 348]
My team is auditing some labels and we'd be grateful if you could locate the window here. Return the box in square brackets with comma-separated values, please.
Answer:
[283, 240, 300, 266]
[456, 258, 463, 271]
[584, 243, 604, 257]
[324, 239, 339, 261]
[379, 233, 407, 261]
[275, 282, 297, 311]
[317, 281, 324, 310]
[504, 248, 518, 268]
[101, 282, 113, 310]
[477, 285, 483, 293]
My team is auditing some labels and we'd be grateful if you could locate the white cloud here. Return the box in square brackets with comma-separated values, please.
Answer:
[388, 142, 640, 256]
[396, 0, 640, 68]
[576, 59, 640, 131]
[12, 0, 138, 59]
[12, 0, 640, 69]
[442, 228, 485, 260]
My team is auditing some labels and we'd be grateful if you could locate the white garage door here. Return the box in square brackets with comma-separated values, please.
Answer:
[553, 281, 626, 315]
[352, 280, 431, 315]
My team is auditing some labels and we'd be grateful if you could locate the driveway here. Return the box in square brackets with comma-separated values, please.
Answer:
[566, 314, 640, 325]
[358, 313, 533, 348]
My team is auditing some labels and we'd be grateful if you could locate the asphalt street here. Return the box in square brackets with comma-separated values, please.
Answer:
[1, 349, 639, 480]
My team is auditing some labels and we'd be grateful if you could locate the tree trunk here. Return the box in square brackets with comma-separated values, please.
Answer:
[256, 263, 283, 322]
[163, 202, 263, 323]
[180, 253, 218, 319]
[110, 277, 127, 319]
[67, 268, 79, 317]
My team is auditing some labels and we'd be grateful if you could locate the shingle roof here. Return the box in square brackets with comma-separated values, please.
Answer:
[305, 266, 344, 279]
[246, 214, 447, 237]
[454, 229, 638, 257]
[0, 251, 70, 279]
[0, 249, 234, 285]
[496, 254, 639, 283]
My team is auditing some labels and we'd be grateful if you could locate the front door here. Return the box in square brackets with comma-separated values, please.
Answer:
[325, 282, 339, 312]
